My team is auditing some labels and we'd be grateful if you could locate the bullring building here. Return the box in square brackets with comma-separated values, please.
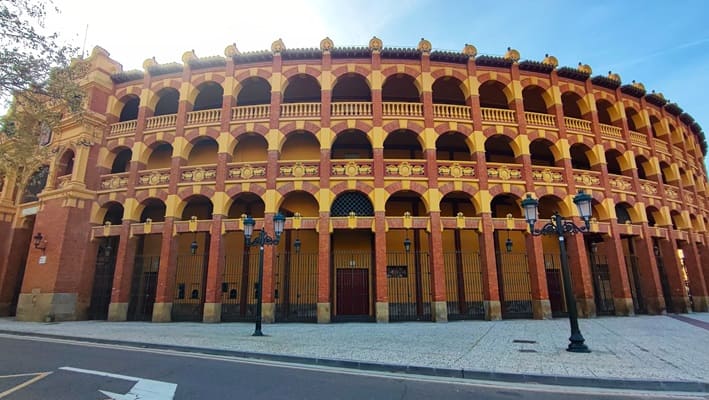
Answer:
[1, 37, 708, 325]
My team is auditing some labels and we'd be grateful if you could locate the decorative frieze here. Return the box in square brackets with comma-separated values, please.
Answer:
[331, 161, 373, 177]
[279, 162, 319, 178]
[438, 162, 475, 178]
[488, 165, 522, 181]
[385, 161, 425, 177]
[228, 164, 266, 180]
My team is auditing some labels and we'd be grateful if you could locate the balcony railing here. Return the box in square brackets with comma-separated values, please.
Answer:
[563, 117, 592, 134]
[226, 162, 267, 180]
[432, 104, 470, 120]
[437, 161, 475, 179]
[481, 107, 516, 124]
[524, 111, 556, 128]
[186, 109, 221, 126]
[530, 166, 565, 184]
[330, 160, 374, 178]
[608, 174, 634, 193]
[180, 165, 217, 183]
[100, 172, 130, 190]
[629, 130, 648, 147]
[383, 160, 426, 178]
[654, 139, 670, 154]
[638, 179, 659, 197]
[109, 120, 137, 136]
[573, 170, 602, 189]
[145, 114, 177, 131]
[486, 162, 523, 181]
[280, 102, 320, 118]
[278, 161, 319, 178]
[231, 105, 270, 120]
[382, 102, 423, 118]
[599, 123, 622, 140]
[137, 168, 171, 187]
[664, 184, 680, 201]
[331, 102, 372, 118]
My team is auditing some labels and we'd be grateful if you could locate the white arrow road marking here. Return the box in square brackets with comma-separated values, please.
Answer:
[59, 367, 176, 400]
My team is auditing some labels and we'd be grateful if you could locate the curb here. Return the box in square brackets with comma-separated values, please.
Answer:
[1, 329, 707, 393]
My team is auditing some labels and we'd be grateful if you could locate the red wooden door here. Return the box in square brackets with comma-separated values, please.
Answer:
[336, 269, 369, 315]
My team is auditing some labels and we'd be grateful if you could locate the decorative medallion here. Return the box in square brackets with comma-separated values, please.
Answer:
[229, 165, 266, 180]
[368, 36, 383, 52]
[417, 38, 432, 54]
[271, 38, 286, 54]
[224, 43, 240, 57]
[345, 161, 359, 177]
[399, 162, 412, 177]
[462, 44, 477, 58]
[241, 166, 253, 179]
[439, 163, 475, 178]
[320, 37, 334, 52]
[504, 47, 520, 62]
[574, 173, 600, 186]
[292, 163, 305, 178]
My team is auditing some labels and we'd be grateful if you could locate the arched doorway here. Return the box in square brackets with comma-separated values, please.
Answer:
[330, 191, 374, 321]
[88, 202, 123, 320]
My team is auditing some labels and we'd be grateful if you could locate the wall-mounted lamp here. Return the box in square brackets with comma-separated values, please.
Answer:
[293, 212, 301, 253]
[653, 245, 660, 257]
[505, 213, 513, 253]
[190, 216, 198, 255]
[33, 232, 47, 252]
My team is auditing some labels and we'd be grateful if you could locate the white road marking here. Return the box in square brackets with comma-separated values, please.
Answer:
[59, 367, 176, 400]
[0, 372, 52, 399]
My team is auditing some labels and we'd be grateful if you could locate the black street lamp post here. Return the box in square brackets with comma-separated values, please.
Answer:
[521, 190, 593, 353]
[243, 213, 286, 337]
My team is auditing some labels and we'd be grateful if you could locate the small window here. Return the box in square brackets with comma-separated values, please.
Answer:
[177, 283, 185, 299]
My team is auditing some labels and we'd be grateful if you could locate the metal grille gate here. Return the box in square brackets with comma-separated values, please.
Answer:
[655, 250, 674, 313]
[543, 253, 568, 317]
[387, 251, 432, 321]
[221, 252, 260, 322]
[88, 237, 119, 320]
[625, 255, 645, 314]
[443, 251, 484, 319]
[172, 254, 208, 321]
[589, 254, 615, 315]
[275, 251, 317, 322]
[128, 255, 160, 321]
[496, 252, 533, 318]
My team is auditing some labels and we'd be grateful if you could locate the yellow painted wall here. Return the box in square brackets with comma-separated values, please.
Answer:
[279, 193, 319, 217]
[146, 146, 172, 169]
[281, 134, 320, 160]
[233, 136, 267, 162]
[188, 141, 218, 165]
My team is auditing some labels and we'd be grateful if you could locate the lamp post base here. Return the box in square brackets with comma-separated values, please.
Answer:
[567, 334, 591, 353]
[252, 329, 265, 337]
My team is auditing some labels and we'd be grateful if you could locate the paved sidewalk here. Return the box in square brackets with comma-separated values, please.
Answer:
[0, 314, 708, 389]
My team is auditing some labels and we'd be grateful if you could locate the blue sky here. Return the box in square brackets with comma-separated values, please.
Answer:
[50, 0, 709, 170]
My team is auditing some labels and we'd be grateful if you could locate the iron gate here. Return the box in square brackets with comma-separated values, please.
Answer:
[543, 253, 568, 317]
[655, 249, 674, 313]
[275, 251, 317, 322]
[128, 255, 159, 321]
[496, 252, 533, 318]
[88, 237, 119, 320]
[443, 251, 484, 319]
[221, 251, 260, 322]
[172, 254, 208, 321]
[387, 251, 432, 321]
[589, 254, 615, 315]
[625, 255, 645, 314]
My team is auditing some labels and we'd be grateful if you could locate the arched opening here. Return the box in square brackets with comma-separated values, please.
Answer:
[646, 206, 660, 227]
[332, 73, 371, 102]
[659, 162, 673, 185]
[670, 210, 682, 230]
[561, 92, 585, 119]
[382, 74, 420, 102]
[649, 116, 661, 138]
[436, 131, 472, 161]
[118, 96, 140, 122]
[140, 198, 166, 222]
[522, 85, 548, 114]
[529, 139, 556, 166]
[237, 77, 271, 106]
[570, 143, 592, 170]
[383, 129, 423, 159]
[331, 130, 372, 159]
[330, 191, 374, 217]
[491, 194, 532, 319]
[432, 77, 466, 105]
[485, 135, 516, 163]
[233, 133, 267, 162]
[281, 131, 320, 160]
[479, 81, 509, 109]
[625, 107, 641, 132]
[192, 81, 224, 111]
[146, 142, 173, 170]
[440, 191, 483, 319]
[605, 149, 624, 175]
[21, 165, 49, 203]
[187, 137, 218, 166]
[110, 148, 132, 173]
[154, 88, 179, 116]
[596, 99, 615, 126]
[615, 203, 633, 224]
[89, 201, 125, 320]
[57, 149, 75, 177]
[635, 155, 650, 180]
[103, 202, 124, 225]
[283, 74, 320, 103]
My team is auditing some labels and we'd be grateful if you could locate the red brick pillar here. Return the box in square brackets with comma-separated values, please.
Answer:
[700, 242, 709, 300]
[658, 234, 690, 313]
[374, 211, 389, 322]
[479, 213, 501, 320]
[564, 231, 596, 317]
[316, 212, 331, 323]
[428, 212, 447, 322]
[633, 224, 666, 314]
[107, 220, 138, 321]
[203, 214, 225, 322]
[152, 217, 178, 322]
[604, 220, 635, 315]
[525, 234, 551, 319]
[681, 240, 709, 311]
[0, 223, 32, 316]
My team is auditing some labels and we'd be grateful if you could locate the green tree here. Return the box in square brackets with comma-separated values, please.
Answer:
[0, 0, 85, 199]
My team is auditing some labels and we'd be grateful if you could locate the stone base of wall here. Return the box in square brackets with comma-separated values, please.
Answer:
[16, 293, 85, 322]
[108, 302, 128, 321]
[432, 301, 448, 322]
[262, 302, 275, 323]
[644, 297, 667, 315]
[375, 302, 389, 323]
[613, 298, 635, 316]
[577, 298, 596, 318]
[203, 302, 221, 323]
[152, 302, 173, 322]
[671, 296, 691, 313]
[484, 300, 501, 321]
[532, 299, 552, 320]
[317, 302, 330, 323]
[692, 296, 709, 312]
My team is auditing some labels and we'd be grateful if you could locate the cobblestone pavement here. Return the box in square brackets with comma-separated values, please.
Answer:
[0, 314, 707, 383]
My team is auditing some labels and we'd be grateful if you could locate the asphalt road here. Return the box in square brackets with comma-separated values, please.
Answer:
[0, 334, 701, 400]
